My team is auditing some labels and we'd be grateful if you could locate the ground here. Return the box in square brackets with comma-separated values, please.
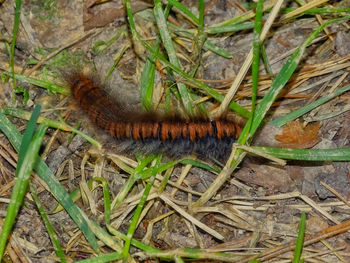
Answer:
[0, 0, 350, 262]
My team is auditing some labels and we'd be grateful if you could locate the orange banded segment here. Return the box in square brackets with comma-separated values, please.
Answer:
[152, 123, 159, 138]
[108, 122, 115, 137]
[197, 122, 209, 139]
[215, 121, 223, 139]
[132, 122, 141, 140]
[160, 122, 168, 141]
[169, 123, 182, 140]
[188, 122, 196, 141]
[125, 122, 131, 138]
[141, 123, 152, 139]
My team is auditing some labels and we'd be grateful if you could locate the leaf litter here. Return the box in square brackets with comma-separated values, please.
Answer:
[0, 0, 350, 262]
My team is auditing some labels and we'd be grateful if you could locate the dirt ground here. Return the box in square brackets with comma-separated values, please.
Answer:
[1, 0, 350, 262]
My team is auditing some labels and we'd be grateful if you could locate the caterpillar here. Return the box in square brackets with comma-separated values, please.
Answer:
[67, 73, 242, 160]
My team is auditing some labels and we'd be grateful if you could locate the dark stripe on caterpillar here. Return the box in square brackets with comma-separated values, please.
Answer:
[67, 73, 242, 159]
[211, 120, 217, 138]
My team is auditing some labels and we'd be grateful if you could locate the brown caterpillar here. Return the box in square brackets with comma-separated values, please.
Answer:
[68, 73, 242, 160]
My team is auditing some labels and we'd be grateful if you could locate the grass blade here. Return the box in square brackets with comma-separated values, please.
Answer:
[124, 0, 250, 118]
[122, 156, 161, 261]
[205, 22, 255, 34]
[10, 0, 21, 93]
[2, 106, 101, 148]
[76, 252, 122, 263]
[247, 15, 350, 140]
[154, 0, 194, 115]
[140, 42, 158, 111]
[16, 105, 42, 169]
[293, 212, 306, 263]
[269, 83, 350, 127]
[2, 71, 70, 95]
[0, 111, 100, 253]
[252, 146, 350, 161]
[242, 0, 263, 144]
[140, 5, 171, 111]
[0, 117, 46, 260]
[193, 13, 350, 208]
[167, 0, 199, 24]
[30, 184, 66, 262]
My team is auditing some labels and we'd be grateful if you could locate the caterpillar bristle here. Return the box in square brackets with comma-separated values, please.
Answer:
[65, 72, 242, 160]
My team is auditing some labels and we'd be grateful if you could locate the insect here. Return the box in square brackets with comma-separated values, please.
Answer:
[67, 72, 241, 160]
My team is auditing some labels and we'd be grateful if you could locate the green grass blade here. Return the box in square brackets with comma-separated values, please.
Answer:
[124, 0, 251, 118]
[30, 184, 66, 262]
[175, 255, 185, 263]
[76, 252, 122, 263]
[282, 7, 350, 15]
[111, 154, 155, 209]
[245, 15, 350, 141]
[157, 166, 174, 193]
[140, 42, 158, 111]
[205, 22, 255, 34]
[167, 0, 199, 24]
[33, 149, 100, 252]
[193, 14, 350, 208]
[0, 111, 100, 252]
[252, 146, 350, 161]
[13, 87, 29, 106]
[104, 43, 129, 81]
[93, 29, 126, 54]
[154, 50, 251, 117]
[140, 36, 248, 115]
[167, 21, 232, 58]
[269, 83, 350, 127]
[212, 1, 275, 28]
[146, 247, 240, 261]
[203, 40, 232, 58]
[140, 5, 171, 111]
[180, 159, 221, 173]
[90, 177, 112, 226]
[2, 71, 70, 95]
[154, 0, 193, 115]
[81, 207, 243, 261]
[193, 0, 205, 64]
[243, 0, 263, 144]
[293, 212, 306, 263]
[251, 0, 263, 114]
[198, 0, 204, 34]
[3, 106, 101, 148]
[10, 0, 21, 93]
[0, 122, 47, 260]
[260, 44, 274, 75]
[16, 105, 42, 169]
[81, 211, 165, 256]
[122, 155, 161, 261]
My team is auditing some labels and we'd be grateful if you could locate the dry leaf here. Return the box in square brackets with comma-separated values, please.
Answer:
[275, 120, 320, 149]
[235, 163, 294, 192]
[83, 0, 152, 31]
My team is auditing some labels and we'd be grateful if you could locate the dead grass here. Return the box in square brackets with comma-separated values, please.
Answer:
[0, 0, 350, 262]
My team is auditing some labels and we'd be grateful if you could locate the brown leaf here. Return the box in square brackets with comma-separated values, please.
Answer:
[275, 120, 320, 149]
[84, 7, 124, 30]
[83, 0, 153, 31]
[235, 163, 294, 192]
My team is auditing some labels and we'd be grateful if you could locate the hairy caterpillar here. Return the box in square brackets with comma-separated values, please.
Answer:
[67, 73, 242, 160]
